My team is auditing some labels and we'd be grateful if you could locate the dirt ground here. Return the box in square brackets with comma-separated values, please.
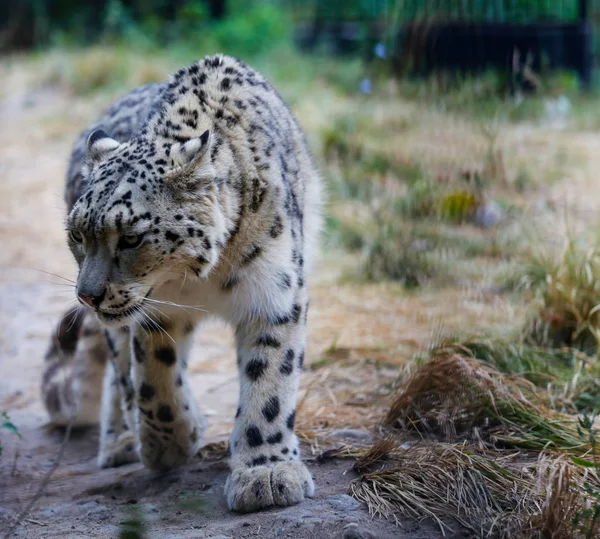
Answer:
[1, 426, 454, 539]
[2, 57, 600, 538]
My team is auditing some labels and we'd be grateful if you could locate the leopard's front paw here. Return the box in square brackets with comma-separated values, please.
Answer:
[225, 460, 314, 513]
[98, 431, 139, 468]
[138, 413, 206, 471]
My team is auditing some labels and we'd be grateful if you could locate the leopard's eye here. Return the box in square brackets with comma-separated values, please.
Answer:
[118, 234, 144, 250]
[69, 230, 84, 244]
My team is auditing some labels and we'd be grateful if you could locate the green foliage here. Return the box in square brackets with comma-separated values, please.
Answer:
[363, 221, 434, 288]
[450, 338, 578, 388]
[514, 166, 534, 193]
[436, 337, 600, 416]
[9, 1, 292, 60]
[574, 375, 600, 414]
[395, 179, 438, 220]
[321, 117, 365, 163]
[321, 101, 521, 287]
[209, 2, 290, 57]
[438, 191, 478, 224]
[0, 411, 21, 458]
[119, 506, 147, 539]
[326, 216, 366, 251]
[291, 0, 581, 25]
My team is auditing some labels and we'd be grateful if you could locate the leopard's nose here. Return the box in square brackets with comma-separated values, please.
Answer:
[78, 288, 106, 308]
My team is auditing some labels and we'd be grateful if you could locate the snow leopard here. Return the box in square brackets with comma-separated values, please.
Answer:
[41, 54, 322, 513]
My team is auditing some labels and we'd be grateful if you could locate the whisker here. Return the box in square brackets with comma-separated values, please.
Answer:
[138, 305, 176, 345]
[132, 306, 151, 340]
[135, 306, 159, 339]
[143, 297, 208, 313]
[65, 305, 85, 334]
[180, 269, 188, 291]
[143, 302, 173, 322]
[31, 269, 77, 284]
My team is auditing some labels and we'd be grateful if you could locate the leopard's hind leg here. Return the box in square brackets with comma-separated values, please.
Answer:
[42, 307, 107, 427]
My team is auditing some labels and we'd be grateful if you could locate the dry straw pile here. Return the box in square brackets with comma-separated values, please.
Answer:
[345, 345, 600, 538]
[385, 346, 594, 454]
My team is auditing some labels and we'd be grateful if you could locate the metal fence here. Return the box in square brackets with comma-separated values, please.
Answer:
[293, 1, 596, 86]
[390, 0, 584, 22]
[289, 0, 589, 23]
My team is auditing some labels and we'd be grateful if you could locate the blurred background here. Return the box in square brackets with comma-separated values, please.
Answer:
[2, 0, 599, 286]
[4, 1, 600, 537]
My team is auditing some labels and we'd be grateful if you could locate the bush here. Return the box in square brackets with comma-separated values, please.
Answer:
[364, 221, 434, 288]
[1, 1, 292, 59]
[211, 2, 290, 57]
[518, 242, 600, 355]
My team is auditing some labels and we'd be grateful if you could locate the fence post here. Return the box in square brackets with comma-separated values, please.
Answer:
[579, 0, 590, 21]
[578, 0, 593, 89]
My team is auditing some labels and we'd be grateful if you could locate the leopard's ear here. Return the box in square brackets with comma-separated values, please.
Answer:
[86, 129, 120, 161]
[166, 130, 214, 191]
[170, 130, 212, 168]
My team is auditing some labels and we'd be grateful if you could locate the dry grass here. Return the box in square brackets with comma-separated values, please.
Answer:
[385, 346, 598, 455]
[35, 47, 172, 95]
[433, 337, 600, 414]
[434, 337, 580, 387]
[518, 242, 600, 355]
[294, 349, 399, 453]
[352, 438, 398, 473]
[527, 455, 586, 539]
[349, 441, 596, 538]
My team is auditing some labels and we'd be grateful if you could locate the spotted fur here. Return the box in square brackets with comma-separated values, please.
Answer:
[42, 306, 107, 427]
[41, 54, 322, 513]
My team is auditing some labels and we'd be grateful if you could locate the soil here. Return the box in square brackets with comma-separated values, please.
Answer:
[0, 425, 461, 539]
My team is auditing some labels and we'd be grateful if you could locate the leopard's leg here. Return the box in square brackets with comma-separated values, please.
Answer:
[42, 308, 107, 427]
[225, 297, 314, 513]
[131, 317, 206, 471]
[97, 327, 139, 468]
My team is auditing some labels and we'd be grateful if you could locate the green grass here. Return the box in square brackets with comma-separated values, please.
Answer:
[1, 411, 21, 459]
[119, 506, 147, 539]
[435, 338, 579, 388]
[435, 337, 600, 414]
[325, 215, 367, 252]
[387, 346, 600, 455]
[514, 242, 600, 355]
[363, 222, 435, 288]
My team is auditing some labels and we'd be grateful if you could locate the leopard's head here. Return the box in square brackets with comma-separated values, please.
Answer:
[67, 129, 222, 326]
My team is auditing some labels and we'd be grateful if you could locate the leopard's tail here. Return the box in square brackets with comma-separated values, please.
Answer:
[41, 307, 107, 427]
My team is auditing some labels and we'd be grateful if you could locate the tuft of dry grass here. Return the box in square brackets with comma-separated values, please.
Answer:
[385, 346, 598, 455]
[518, 242, 600, 355]
[352, 437, 397, 474]
[433, 337, 579, 388]
[350, 441, 595, 538]
[434, 337, 600, 414]
[34, 47, 172, 96]
[526, 454, 585, 539]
